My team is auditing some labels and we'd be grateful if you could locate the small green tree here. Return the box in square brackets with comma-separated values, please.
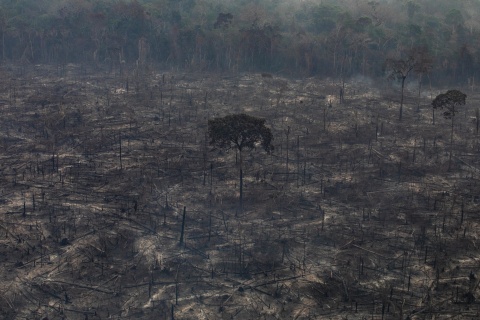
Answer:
[208, 114, 273, 213]
[432, 89, 467, 170]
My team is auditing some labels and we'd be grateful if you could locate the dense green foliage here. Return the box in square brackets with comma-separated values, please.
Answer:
[1, 0, 479, 84]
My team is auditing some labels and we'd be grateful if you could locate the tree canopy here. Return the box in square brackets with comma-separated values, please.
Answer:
[432, 89, 467, 119]
[208, 114, 273, 153]
[0, 0, 479, 83]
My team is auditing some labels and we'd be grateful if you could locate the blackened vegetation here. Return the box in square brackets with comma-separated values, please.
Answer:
[0, 64, 479, 319]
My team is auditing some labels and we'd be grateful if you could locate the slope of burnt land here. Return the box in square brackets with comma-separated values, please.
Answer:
[0, 64, 478, 319]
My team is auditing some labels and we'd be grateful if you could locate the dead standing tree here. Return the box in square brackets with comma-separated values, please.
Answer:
[413, 48, 433, 111]
[208, 114, 273, 214]
[385, 49, 424, 121]
[432, 89, 467, 171]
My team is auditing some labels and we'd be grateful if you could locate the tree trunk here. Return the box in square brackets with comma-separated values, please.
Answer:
[119, 134, 122, 170]
[179, 206, 186, 246]
[449, 116, 454, 171]
[2, 30, 4, 62]
[417, 74, 422, 112]
[285, 126, 290, 181]
[400, 76, 406, 121]
[239, 167, 243, 214]
[476, 108, 479, 135]
[239, 150, 243, 214]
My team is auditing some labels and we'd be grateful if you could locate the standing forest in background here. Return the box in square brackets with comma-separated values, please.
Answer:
[0, 0, 479, 85]
[2, 0, 480, 319]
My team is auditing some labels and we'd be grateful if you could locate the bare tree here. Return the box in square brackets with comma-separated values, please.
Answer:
[385, 48, 429, 121]
[413, 48, 433, 111]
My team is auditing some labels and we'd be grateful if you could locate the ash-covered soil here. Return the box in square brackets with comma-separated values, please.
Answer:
[0, 64, 479, 319]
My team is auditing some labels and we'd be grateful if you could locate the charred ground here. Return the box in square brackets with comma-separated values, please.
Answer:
[0, 64, 479, 319]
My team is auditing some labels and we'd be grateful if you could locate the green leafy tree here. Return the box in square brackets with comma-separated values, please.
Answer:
[208, 114, 273, 213]
[432, 89, 467, 170]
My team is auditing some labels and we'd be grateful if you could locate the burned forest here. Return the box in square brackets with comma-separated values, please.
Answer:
[1, 0, 480, 319]
[0, 62, 479, 319]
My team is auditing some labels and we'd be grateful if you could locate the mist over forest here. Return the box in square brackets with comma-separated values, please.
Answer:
[0, 0, 478, 83]
[3, 1, 480, 319]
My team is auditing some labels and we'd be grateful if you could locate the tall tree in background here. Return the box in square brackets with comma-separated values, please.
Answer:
[385, 52, 417, 121]
[208, 114, 273, 213]
[385, 46, 433, 120]
[432, 89, 467, 170]
[413, 47, 433, 111]
[0, 8, 6, 62]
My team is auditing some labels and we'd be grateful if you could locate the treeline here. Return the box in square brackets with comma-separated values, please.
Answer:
[0, 0, 478, 84]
